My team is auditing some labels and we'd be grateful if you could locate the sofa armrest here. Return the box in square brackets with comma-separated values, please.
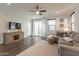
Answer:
[59, 44, 79, 56]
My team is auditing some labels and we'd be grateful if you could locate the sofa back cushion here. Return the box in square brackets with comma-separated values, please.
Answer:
[59, 44, 79, 56]
[69, 32, 76, 39]
[73, 34, 79, 43]
[67, 32, 73, 36]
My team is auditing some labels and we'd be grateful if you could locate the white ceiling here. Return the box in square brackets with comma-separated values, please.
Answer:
[0, 3, 79, 18]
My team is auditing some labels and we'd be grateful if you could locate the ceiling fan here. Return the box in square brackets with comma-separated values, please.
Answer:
[29, 5, 47, 15]
[69, 11, 75, 17]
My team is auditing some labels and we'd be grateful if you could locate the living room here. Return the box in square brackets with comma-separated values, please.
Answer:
[0, 3, 79, 56]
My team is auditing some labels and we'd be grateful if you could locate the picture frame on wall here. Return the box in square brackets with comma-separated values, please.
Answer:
[60, 18, 64, 22]
[60, 24, 64, 27]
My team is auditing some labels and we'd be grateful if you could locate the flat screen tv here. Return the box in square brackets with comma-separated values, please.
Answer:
[9, 22, 21, 30]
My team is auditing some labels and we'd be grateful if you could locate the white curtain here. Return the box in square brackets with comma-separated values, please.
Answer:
[32, 19, 46, 37]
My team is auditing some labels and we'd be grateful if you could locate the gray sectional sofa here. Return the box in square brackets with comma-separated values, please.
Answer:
[58, 31, 79, 56]
[47, 31, 79, 56]
[59, 44, 79, 56]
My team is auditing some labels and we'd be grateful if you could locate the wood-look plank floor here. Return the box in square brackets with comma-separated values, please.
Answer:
[0, 36, 46, 56]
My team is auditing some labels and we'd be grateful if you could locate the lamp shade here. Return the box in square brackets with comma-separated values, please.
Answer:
[64, 28, 69, 32]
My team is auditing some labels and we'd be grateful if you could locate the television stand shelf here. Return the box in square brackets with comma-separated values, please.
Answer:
[3, 31, 24, 55]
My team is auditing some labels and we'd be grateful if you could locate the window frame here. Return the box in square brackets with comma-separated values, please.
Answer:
[48, 19, 56, 31]
[71, 14, 75, 31]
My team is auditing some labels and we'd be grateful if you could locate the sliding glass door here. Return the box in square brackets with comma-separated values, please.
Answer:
[32, 19, 45, 37]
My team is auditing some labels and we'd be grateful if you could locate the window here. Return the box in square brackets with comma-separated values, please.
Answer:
[71, 14, 75, 31]
[48, 20, 56, 31]
[33, 20, 45, 36]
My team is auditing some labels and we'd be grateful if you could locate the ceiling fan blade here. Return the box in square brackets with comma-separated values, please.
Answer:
[69, 11, 75, 17]
[39, 13, 42, 15]
[29, 10, 36, 12]
[40, 10, 46, 12]
[36, 5, 39, 10]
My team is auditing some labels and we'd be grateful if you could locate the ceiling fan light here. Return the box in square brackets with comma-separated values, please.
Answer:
[36, 11, 39, 14]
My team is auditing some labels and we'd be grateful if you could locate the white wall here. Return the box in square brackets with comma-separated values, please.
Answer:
[56, 17, 72, 32]
[0, 8, 32, 44]
[25, 19, 32, 37]
[65, 17, 72, 32]
[0, 9, 5, 44]
[56, 18, 62, 32]
[5, 11, 32, 38]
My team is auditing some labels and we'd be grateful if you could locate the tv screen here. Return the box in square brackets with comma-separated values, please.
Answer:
[9, 22, 21, 30]
[16, 23, 21, 29]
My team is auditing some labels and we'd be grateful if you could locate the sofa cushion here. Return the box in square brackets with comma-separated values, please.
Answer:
[73, 34, 79, 43]
[59, 44, 79, 56]
[69, 32, 76, 39]
[67, 32, 72, 36]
